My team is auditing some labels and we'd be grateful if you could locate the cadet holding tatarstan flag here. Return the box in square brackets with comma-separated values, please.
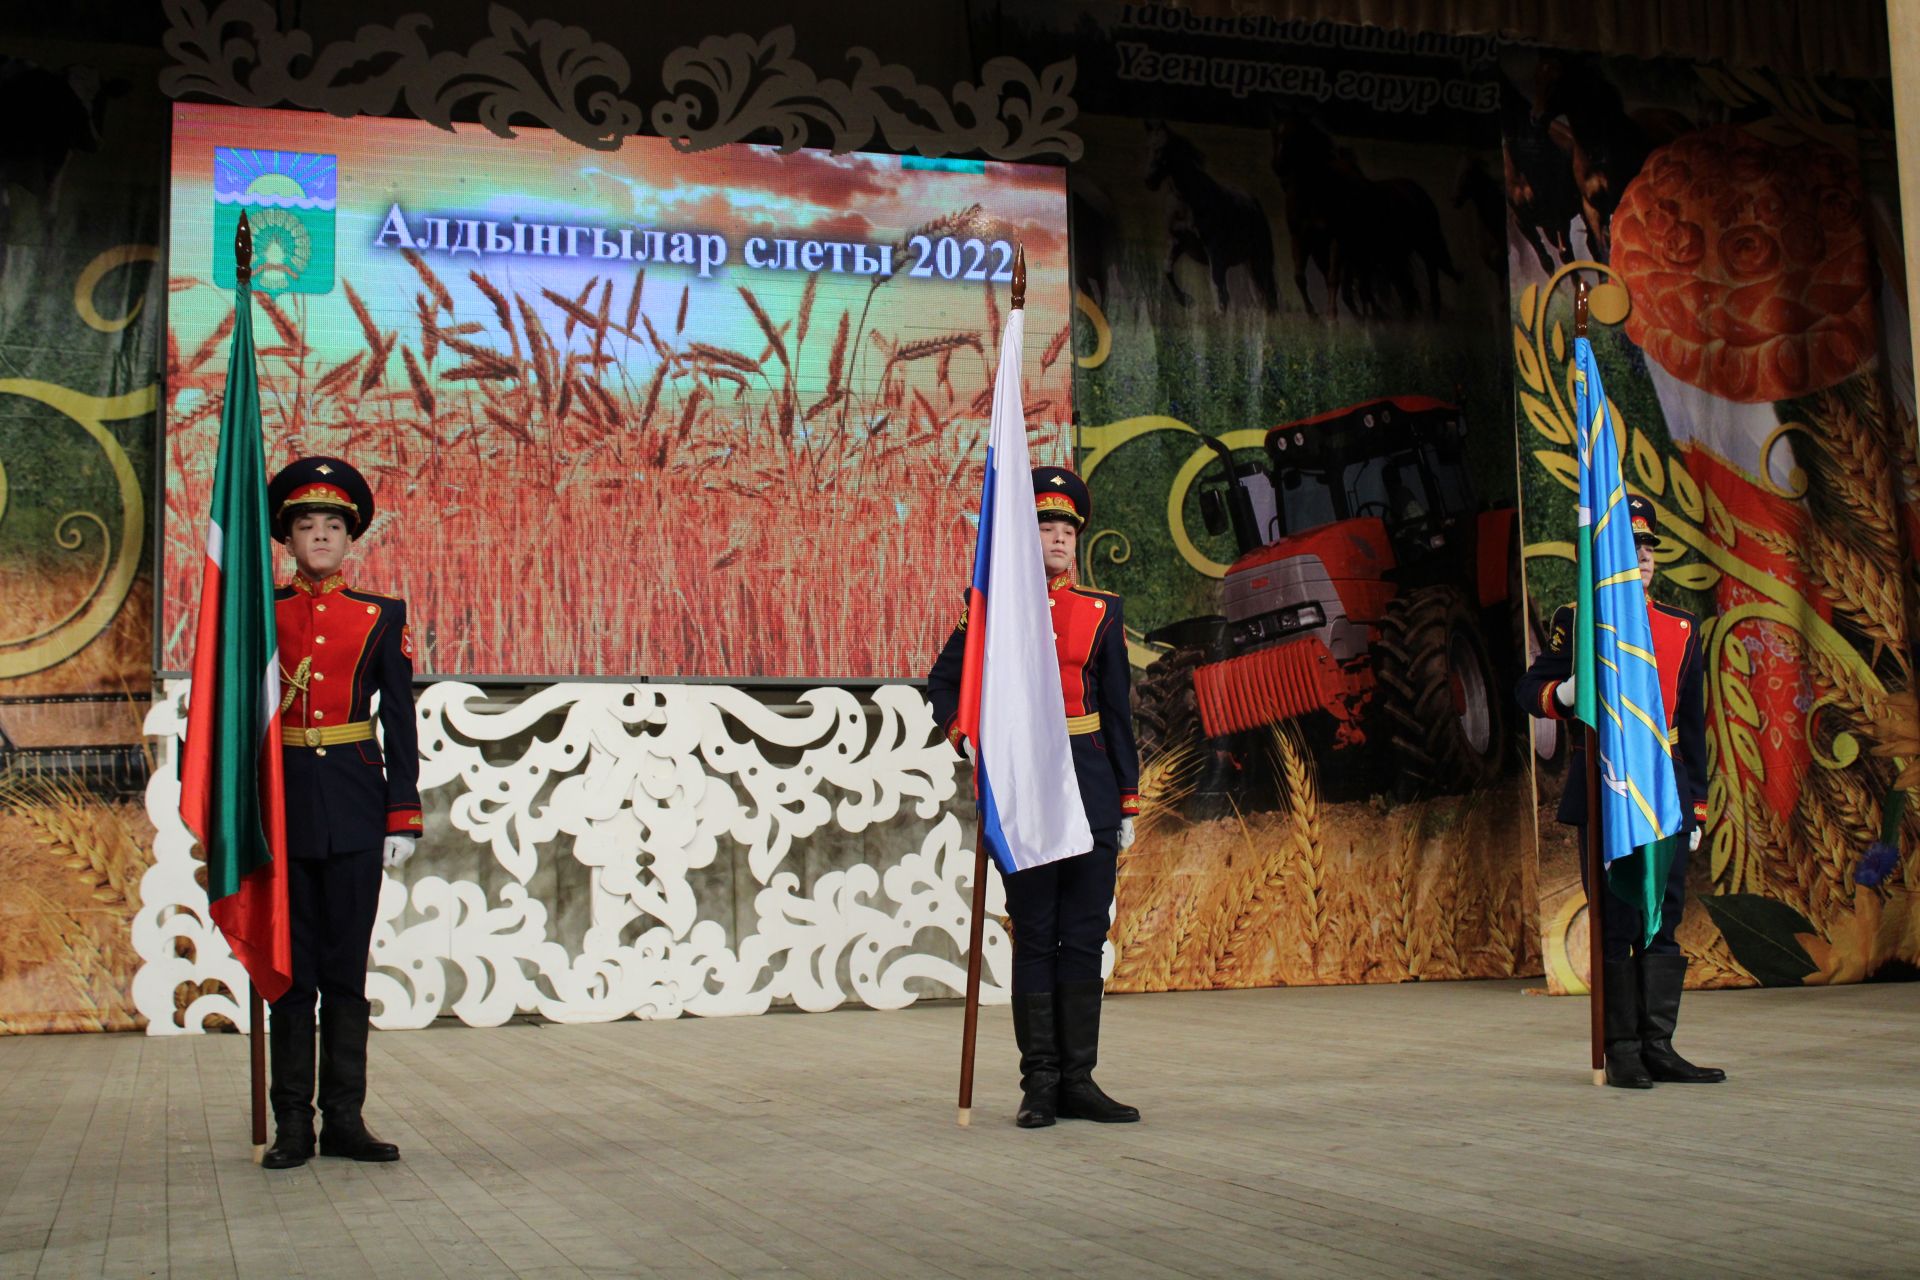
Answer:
[186, 215, 424, 1172]
[180, 212, 293, 1160]
[1518, 302, 1725, 1090]
[255, 452, 422, 1168]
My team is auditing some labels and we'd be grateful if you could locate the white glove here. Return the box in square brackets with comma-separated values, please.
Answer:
[1118, 818, 1136, 850]
[962, 738, 976, 764]
[382, 835, 416, 870]
[1554, 676, 1576, 710]
[1689, 826, 1702, 853]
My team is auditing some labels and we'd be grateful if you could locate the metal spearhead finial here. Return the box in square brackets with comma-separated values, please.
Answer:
[1011, 243, 1026, 311]
[236, 210, 253, 287]
[1573, 276, 1589, 338]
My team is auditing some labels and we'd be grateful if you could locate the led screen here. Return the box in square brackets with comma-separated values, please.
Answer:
[163, 104, 1072, 679]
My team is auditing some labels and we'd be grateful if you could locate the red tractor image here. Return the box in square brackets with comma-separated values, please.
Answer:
[1135, 395, 1536, 801]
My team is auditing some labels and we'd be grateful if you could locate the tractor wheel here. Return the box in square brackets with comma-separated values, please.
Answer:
[1374, 585, 1506, 797]
[1133, 645, 1207, 768]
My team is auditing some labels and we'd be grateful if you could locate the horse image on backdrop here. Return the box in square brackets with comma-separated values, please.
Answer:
[1452, 155, 1509, 277]
[1069, 176, 1118, 311]
[1497, 67, 1581, 274]
[1269, 112, 1458, 320]
[1530, 53, 1690, 261]
[1143, 118, 1280, 313]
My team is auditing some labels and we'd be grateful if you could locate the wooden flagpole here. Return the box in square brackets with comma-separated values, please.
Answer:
[1585, 746, 1605, 1088]
[957, 245, 1027, 1127]
[235, 210, 272, 1158]
[250, 986, 268, 1158]
[1574, 277, 1607, 1087]
[956, 813, 989, 1127]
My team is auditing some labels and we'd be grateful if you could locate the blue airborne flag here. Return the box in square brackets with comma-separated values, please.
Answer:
[1571, 335, 1683, 935]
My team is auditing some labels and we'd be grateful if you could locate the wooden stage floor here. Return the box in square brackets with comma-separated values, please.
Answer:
[2, 979, 1916, 1278]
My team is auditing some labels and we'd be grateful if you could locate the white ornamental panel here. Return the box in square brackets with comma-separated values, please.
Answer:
[135, 679, 1012, 1033]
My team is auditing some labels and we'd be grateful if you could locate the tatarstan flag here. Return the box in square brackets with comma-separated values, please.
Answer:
[180, 241, 292, 1004]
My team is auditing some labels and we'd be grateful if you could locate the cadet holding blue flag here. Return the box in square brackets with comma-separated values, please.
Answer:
[1519, 495, 1725, 1089]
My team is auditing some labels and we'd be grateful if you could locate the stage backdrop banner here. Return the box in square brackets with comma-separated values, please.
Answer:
[995, 5, 1541, 989]
[1502, 50, 1920, 991]
[162, 103, 1072, 681]
[0, 49, 164, 1034]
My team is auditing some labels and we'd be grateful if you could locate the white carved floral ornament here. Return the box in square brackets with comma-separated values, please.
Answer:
[134, 679, 1014, 1032]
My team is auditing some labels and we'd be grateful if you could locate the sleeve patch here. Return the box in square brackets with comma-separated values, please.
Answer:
[401, 623, 415, 659]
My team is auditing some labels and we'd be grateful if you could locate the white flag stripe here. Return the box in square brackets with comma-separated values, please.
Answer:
[978, 307, 1092, 872]
[260, 648, 281, 741]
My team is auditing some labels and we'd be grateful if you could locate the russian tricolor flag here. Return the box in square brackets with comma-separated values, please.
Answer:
[954, 302, 1092, 875]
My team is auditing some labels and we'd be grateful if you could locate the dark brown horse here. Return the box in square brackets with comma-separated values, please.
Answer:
[1497, 67, 1580, 274]
[1068, 176, 1116, 311]
[1269, 113, 1458, 320]
[1144, 120, 1280, 313]
[1452, 155, 1508, 276]
[0, 59, 123, 281]
[1531, 54, 1688, 261]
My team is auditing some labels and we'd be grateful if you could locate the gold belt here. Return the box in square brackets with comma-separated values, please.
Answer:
[1065, 712, 1101, 736]
[281, 720, 374, 748]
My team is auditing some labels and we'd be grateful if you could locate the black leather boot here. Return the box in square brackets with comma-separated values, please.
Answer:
[262, 1002, 317, 1170]
[1011, 992, 1060, 1129]
[317, 1000, 400, 1161]
[1054, 980, 1139, 1122]
[1602, 960, 1653, 1089]
[1639, 955, 1727, 1083]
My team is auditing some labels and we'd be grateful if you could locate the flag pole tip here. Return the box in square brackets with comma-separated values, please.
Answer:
[235, 210, 253, 286]
[1010, 244, 1026, 311]
[1591, 1068, 1606, 1087]
[252, 1143, 267, 1164]
[1573, 276, 1590, 338]
[956, 1107, 972, 1127]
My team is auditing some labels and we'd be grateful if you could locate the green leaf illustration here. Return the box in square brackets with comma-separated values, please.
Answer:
[1699, 893, 1819, 986]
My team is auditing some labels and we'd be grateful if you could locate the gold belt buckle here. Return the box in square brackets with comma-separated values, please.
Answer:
[304, 727, 322, 747]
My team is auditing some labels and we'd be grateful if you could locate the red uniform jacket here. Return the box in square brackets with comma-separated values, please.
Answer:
[276, 573, 421, 858]
[926, 572, 1140, 831]
[1516, 599, 1709, 831]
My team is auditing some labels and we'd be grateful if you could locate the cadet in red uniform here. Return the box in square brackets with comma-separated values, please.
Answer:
[261, 457, 421, 1169]
[1517, 495, 1726, 1089]
[926, 466, 1142, 1129]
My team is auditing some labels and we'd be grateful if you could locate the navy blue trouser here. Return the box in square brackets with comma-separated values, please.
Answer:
[1576, 825, 1691, 961]
[272, 847, 382, 1017]
[1001, 831, 1119, 995]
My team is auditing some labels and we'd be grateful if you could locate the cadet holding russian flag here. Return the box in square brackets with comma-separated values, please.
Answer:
[925, 248, 1141, 1129]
